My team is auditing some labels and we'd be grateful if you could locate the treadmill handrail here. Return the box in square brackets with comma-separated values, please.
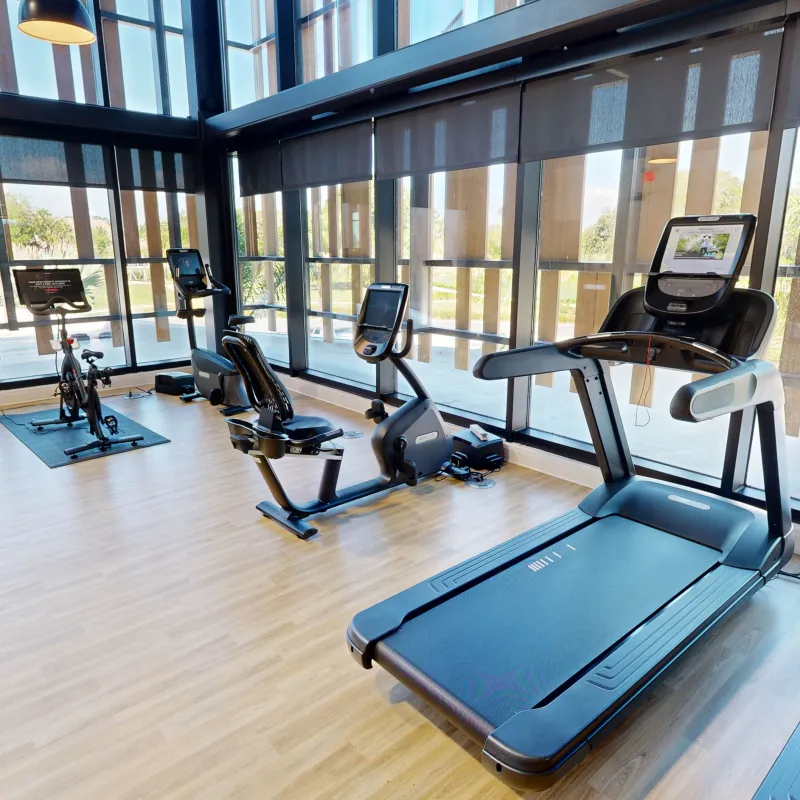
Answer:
[474, 342, 591, 380]
[563, 332, 738, 372]
[670, 359, 784, 422]
[474, 332, 738, 380]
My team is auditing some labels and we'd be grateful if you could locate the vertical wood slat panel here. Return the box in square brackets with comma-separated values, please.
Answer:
[570, 272, 612, 393]
[121, 191, 141, 258]
[409, 179, 432, 362]
[328, 185, 339, 258]
[341, 182, 370, 258]
[339, 2, 352, 71]
[102, 19, 126, 108]
[630, 142, 679, 407]
[261, 193, 278, 331]
[143, 193, 170, 342]
[251, 0, 265, 99]
[186, 195, 199, 249]
[685, 137, 720, 215]
[53, 45, 76, 102]
[741, 131, 769, 214]
[301, 21, 317, 83]
[636, 143, 679, 265]
[309, 188, 332, 342]
[740, 130, 769, 277]
[322, 7, 335, 78]
[482, 164, 516, 357]
[780, 281, 800, 438]
[445, 168, 488, 370]
[397, 0, 410, 48]
[0, 0, 18, 93]
[80, 42, 97, 104]
[686, 137, 720, 382]
[242, 196, 258, 256]
[535, 270, 560, 388]
[540, 156, 585, 262]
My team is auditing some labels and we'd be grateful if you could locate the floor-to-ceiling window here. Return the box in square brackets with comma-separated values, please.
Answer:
[0, 0, 101, 103]
[0, 136, 128, 381]
[528, 131, 769, 479]
[222, 0, 278, 110]
[517, 25, 780, 484]
[116, 146, 198, 365]
[232, 156, 288, 365]
[297, 0, 373, 84]
[99, 0, 191, 115]
[397, 164, 514, 421]
[305, 179, 375, 386]
[748, 134, 800, 500]
[397, 0, 526, 48]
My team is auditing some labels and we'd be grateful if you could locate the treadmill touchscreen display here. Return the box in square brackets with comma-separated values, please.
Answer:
[661, 223, 745, 276]
[363, 288, 403, 329]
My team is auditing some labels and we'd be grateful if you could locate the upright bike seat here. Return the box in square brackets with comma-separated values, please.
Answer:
[228, 315, 255, 327]
[81, 349, 104, 361]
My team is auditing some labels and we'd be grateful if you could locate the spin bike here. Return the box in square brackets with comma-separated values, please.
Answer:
[223, 282, 452, 539]
[14, 269, 144, 459]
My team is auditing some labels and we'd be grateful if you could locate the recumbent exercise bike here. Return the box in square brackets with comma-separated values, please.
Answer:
[223, 282, 452, 539]
[14, 268, 144, 459]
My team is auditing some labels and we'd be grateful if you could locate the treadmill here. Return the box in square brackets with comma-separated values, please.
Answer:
[347, 214, 794, 789]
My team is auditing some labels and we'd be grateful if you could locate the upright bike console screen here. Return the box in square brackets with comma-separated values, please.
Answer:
[167, 249, 207, 292]
[355, 283, 409, 363]
[644, 214, 756, 319]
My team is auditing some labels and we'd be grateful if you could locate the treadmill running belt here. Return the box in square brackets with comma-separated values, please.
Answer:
[378, 517, 719, 730]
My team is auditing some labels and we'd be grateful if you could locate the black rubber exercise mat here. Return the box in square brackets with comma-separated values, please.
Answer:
[0, 404, 169, 468]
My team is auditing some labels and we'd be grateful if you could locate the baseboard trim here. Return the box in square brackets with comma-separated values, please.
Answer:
[280, 373, 601, 490]
[0, 368, 191, 411]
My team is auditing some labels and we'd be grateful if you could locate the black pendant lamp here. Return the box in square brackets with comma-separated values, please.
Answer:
[18, 0, 96, 45]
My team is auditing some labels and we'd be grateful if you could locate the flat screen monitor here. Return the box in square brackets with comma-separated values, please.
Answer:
[14, 268, 85, 307]
[168, 249, 206, 290]
[363, 287, 404, 329]
[660, 222, 746, 277]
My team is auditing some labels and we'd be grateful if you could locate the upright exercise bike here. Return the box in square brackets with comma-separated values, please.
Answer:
[167, 248, 251, 416]
[14, 269, 144, 459]
[223, 282, 452, 539]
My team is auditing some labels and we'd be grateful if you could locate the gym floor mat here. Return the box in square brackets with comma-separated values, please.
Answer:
[0, 404, 169, 468]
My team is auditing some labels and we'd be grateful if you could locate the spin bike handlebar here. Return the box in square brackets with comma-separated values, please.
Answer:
[26, 296, 93, 316]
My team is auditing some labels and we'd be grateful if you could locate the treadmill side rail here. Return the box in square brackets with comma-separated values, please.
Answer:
[481, 564, 762, 789]
[346, 507, 592, 668]
[752, 721, 800, 799]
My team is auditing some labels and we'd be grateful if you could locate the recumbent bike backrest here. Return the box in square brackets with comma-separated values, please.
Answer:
[221, 332, 294, 424]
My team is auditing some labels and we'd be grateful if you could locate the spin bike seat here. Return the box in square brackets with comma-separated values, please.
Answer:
[81, 349, 104, 361]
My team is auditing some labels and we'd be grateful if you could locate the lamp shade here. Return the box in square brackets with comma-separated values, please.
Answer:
[18, 0, 96, 45]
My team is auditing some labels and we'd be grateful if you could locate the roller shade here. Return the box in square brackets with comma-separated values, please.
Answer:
[238, 142, 281, 197]
[521, 27, 783, 162]
[116, 147, 196, 193]
[0, 136, 107, 187]
[281, 121, 372, 190]
[375, 86, 520, 179]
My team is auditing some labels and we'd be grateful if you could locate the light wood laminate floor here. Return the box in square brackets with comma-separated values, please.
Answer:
[1, 391, 799, 800]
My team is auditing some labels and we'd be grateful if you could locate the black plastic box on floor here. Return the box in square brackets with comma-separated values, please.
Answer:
[452, 429, 505, 471]
[155, 372, 195, 396]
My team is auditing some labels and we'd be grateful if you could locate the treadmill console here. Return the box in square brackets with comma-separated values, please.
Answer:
[354, 283, 409, 364]
[644, 214, 756, 319]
